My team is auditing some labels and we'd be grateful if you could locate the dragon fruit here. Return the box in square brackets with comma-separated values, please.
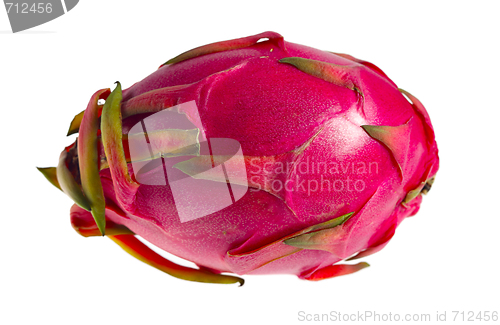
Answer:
[38, 31, 439, 285]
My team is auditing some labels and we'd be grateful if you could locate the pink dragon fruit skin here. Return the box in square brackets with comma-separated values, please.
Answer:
[38, 31, 439, 285]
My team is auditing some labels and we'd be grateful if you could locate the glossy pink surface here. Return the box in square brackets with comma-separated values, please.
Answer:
[69, 32, 439, 279]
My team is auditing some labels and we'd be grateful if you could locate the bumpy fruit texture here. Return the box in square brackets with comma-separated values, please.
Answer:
[38, 32, 439, 285]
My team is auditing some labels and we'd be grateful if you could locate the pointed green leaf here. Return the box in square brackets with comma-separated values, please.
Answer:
[56, 149, 91, 211]
[307, 212, 354, 233]
[403, 165, 435, 204]
[301, 262, 370, 281]
[109, 234, 244, 286]
[403, 176, 436, 204]
[163, 31, 283, 66]
[284, 212, 354, 248]
[67, 110, 85, 136]
[101, 82, 140, 209]
[78, 88, 110, 236]
[403, 186, 423, 204]
[37, 167, 61, 191]
[361, 121, 411, 179]
[279, 57, 361, 94]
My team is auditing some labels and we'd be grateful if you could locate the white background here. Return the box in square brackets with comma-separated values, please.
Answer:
[1, 1, 499, 324]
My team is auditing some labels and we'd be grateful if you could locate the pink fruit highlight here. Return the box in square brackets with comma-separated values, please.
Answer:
[38, 31, 439, 285]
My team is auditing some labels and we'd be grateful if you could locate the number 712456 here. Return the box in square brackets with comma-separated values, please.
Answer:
[5, 2, 53, 14]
